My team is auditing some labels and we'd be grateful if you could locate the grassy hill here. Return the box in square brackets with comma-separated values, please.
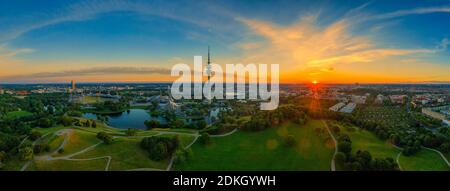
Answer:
[399, 149, 449, 171]
[332, 122, 400, 159]
[174, 120, 335, 171]
[330, 121, 449, 171]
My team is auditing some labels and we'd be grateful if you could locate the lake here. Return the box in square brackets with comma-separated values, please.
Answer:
[82, 109, 167, 129]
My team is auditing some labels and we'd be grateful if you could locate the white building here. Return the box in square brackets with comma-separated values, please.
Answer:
[329, 102, 346, 112]
[340, 103, 357, 113]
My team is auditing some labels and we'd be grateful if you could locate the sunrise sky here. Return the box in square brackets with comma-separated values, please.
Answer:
[0, 0, 449, 84]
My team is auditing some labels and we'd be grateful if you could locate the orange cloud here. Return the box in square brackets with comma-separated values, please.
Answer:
[237, 16, 445, 83]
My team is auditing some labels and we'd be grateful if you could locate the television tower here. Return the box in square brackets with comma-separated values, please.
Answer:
[206, 46, 211, 82]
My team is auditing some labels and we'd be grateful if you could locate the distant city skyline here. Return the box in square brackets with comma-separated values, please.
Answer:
[0, 0, 449, 84]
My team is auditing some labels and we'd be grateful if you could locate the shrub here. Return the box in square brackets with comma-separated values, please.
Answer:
[19, 147, 33, 161]
[140, 136, 179, 161]
[144, 119, 160, 129]
[96, 132, 113, 144]
[284, 135, 296, 147]
[126, 128, 138, 136]
[335, 152, 347, 164]
[29, 131, 42, 141]
[198, 133, 211, 145]
[338, 142, 352, 154]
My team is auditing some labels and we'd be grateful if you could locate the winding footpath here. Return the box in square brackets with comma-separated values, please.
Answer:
[21, 126, 241, 171]
[321, 120, 337, 171]
[391, 142, 449, 170]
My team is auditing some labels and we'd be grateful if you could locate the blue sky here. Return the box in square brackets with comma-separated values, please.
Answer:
[0, 0, 449, 83]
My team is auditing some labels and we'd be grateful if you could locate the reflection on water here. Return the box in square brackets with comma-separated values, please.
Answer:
[82, 109, 167, 129]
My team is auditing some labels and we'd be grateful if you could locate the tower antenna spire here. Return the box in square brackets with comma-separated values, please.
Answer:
[207, 46, 211, 65]
[207, 46, 211, 81]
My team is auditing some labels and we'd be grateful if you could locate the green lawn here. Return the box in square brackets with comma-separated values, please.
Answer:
[334, 122, 400, 159]
[73, 137, 169, 170]
[399, 149, 449, 171]
[174, 120, 335, 171]
[51, 129, 101, 157]
[27, 158, 108, 171]
[2, 156, 27, 171]
[4, 110, 32, 119]
[34, 125, 67, 135]
[34, 134, 66, 155]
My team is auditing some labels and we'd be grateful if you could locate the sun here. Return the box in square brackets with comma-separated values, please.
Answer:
[312, 80, 318, 84]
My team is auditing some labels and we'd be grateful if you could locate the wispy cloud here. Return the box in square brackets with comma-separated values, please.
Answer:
[436, 37, 449, 51]
[0, 66, 171, 81]
[368, 7, 450, 21]
[0, 0, 239, 42]
[0, 44, 34, 64]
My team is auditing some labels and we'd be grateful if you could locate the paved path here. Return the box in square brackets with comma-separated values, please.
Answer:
[423, 147, 450, 167]
[321, 120, 337, 171]
[210, 128, 238, 137]
[166, 128, 239, 171]
[22, 127, 237, 171]
[391, 143, 449, 170]
[395, 152, 403, 171]
[64, 156, 112, 171]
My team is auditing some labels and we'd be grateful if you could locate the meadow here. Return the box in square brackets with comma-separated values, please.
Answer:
[399, 149, 449, 171]
[174, 120, 335, 171]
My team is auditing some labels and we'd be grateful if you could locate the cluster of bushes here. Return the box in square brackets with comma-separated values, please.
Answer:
[96, 132, 113, 144]
[203, 113, 248, 135]
[284, 135, 296, 147]
[33, 143, 50, 154]
[140, 136, 180, 161]
[335, 134, 399, 171]
[242, 105, 307, 132]
[73, 119, 97, 128]
[93, 100, 128, 112]
[125, 128, 138, 136]
[198, 133, 211, 145]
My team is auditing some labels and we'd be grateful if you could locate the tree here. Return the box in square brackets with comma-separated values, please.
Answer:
[439, 142, 450, 154]
[61, 115, 73, 126]
[335, 152, 347, 164]
[196, 120, 207, 129]
[0, 151, 6, 163]
[96, 132, 113, 144]
[338, 134, 352, 144]
[174, 148, 193, 164]
[284, 135, 296, 147]
[38, 117, 53, 128]
[199, 133, 211, 145]
[170, 119, 185, 129]
[355, 150, 372, 169]
[338, 142, 352, 154]
[145, 119, 160, 129]
[126, 128, 138, 136]
[29, 131, 42, 141]
[84, 120, 91, 127]
[33, 144, 47, 154]
[0, 151, 5, 170]
[19, 146, 33, 161]
[140, 136, 180, 161]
